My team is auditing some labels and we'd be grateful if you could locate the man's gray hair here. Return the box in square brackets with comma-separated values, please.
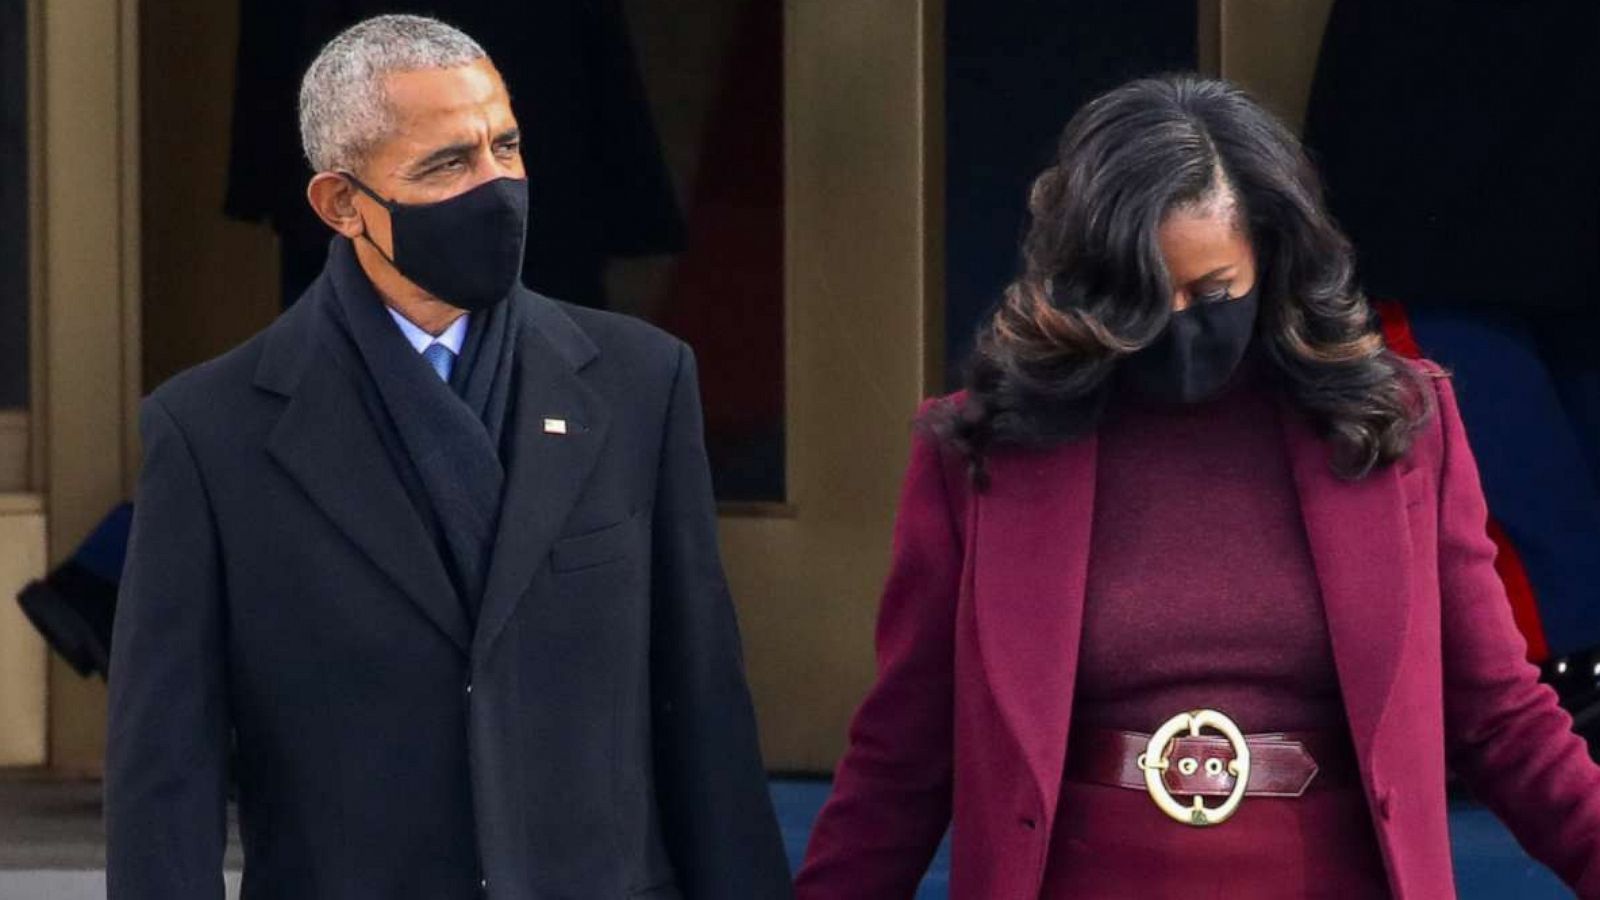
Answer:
[298, 15, 488, 173]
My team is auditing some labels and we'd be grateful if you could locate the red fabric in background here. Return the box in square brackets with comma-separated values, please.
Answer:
[1376, 300, 1550, 662]
[654, 0, 784, 439]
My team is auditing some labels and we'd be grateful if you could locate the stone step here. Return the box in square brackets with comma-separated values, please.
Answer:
[0, 870, 240, 900]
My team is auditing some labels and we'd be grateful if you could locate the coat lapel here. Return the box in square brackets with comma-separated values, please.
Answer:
[1281, 407, 1413, 763]
[973, 436, 1098, 817]
[973, 406, 1414, 806]
[472, 309, 611, 659]
[265, 335, 473, 653]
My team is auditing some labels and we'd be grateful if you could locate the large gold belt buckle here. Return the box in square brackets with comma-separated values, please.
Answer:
[1137, 709, 1251, 827]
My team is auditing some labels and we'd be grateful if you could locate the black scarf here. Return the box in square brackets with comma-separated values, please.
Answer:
[320, 238, 518, 620]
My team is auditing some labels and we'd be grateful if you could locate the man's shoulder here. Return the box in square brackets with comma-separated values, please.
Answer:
[144, 306, 303, 431]
[147, 336, 262, 410]
[530, 296, 686, 382]
[551, 299, 683, 360]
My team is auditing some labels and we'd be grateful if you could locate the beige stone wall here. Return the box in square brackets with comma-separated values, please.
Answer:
[1210, 0, 1337, 131]
[721, 0, 945, 772]
[33, 0, 142, 775]
[0, 495, 47, 766]
[139, 0, 280, 393]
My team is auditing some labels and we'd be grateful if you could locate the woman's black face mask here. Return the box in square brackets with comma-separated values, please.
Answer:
[344, 173, 529, 311]
[1121, 287, 1260, 404]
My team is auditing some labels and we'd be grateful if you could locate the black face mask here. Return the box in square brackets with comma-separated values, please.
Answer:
[1121, 287, 1260, 404]
[344, 174, 529, 311]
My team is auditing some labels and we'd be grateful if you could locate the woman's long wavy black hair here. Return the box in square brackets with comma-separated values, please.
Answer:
[934, 75, 1431, 485]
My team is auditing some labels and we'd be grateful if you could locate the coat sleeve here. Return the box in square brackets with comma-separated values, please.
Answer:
[105, 396, 231, 900]
[795, 400, 960, 900]
[648, 342, 793, 899]
[1435, 374, 1600, 897]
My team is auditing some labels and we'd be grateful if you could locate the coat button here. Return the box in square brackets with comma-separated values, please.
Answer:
[1019, 815, 1037, 830]
[1376, 788, 1394, 821]
[466, 682, 474, 696]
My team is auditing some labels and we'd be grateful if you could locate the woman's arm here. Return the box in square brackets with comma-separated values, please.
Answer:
[795, 402, 964, 900]
[1435, 374, 1600, 897]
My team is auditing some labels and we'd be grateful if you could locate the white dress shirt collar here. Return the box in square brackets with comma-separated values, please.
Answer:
[386, 307, 470, 356]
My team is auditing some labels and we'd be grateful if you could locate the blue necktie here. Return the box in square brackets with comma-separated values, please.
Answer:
[422, 342, 455, 383]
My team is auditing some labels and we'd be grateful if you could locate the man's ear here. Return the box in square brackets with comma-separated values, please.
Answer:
[307, 172, 366, 238]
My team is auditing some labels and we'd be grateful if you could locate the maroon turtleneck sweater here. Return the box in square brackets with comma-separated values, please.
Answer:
[1050, 369, 1390, 899]
[1071, 371, 1347, 734]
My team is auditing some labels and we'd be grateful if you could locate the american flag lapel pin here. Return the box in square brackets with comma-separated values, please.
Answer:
[543, 417, 569, 435]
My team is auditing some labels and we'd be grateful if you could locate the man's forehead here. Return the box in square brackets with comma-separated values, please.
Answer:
[383, 60, 512, 126]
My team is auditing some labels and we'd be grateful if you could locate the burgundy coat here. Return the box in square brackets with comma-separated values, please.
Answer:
[796, 372, 1600, 899]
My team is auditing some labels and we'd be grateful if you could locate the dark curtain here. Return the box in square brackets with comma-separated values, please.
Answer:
[943, 0, 1197, 386]
[1, 0, 30, 406]
[1304, 0, 1600, 313]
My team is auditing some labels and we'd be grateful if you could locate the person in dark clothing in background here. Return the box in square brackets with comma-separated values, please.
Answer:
[1305, 0, 1600, 727]
[107, 16, 789, 898]
[226, 0, 685, 308]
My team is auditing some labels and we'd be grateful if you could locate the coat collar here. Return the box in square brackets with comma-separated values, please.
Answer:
[1280, 408, 1413, 767]
[972, 401, 1413, 816]
[972, 437, 1097, 820]
[259, 283, 474, 652]
[255, 251, 608, 659]
[252, 252, 599, 399]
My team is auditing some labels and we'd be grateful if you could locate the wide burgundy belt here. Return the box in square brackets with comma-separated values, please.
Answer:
[1066, 710, 1361, 827]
